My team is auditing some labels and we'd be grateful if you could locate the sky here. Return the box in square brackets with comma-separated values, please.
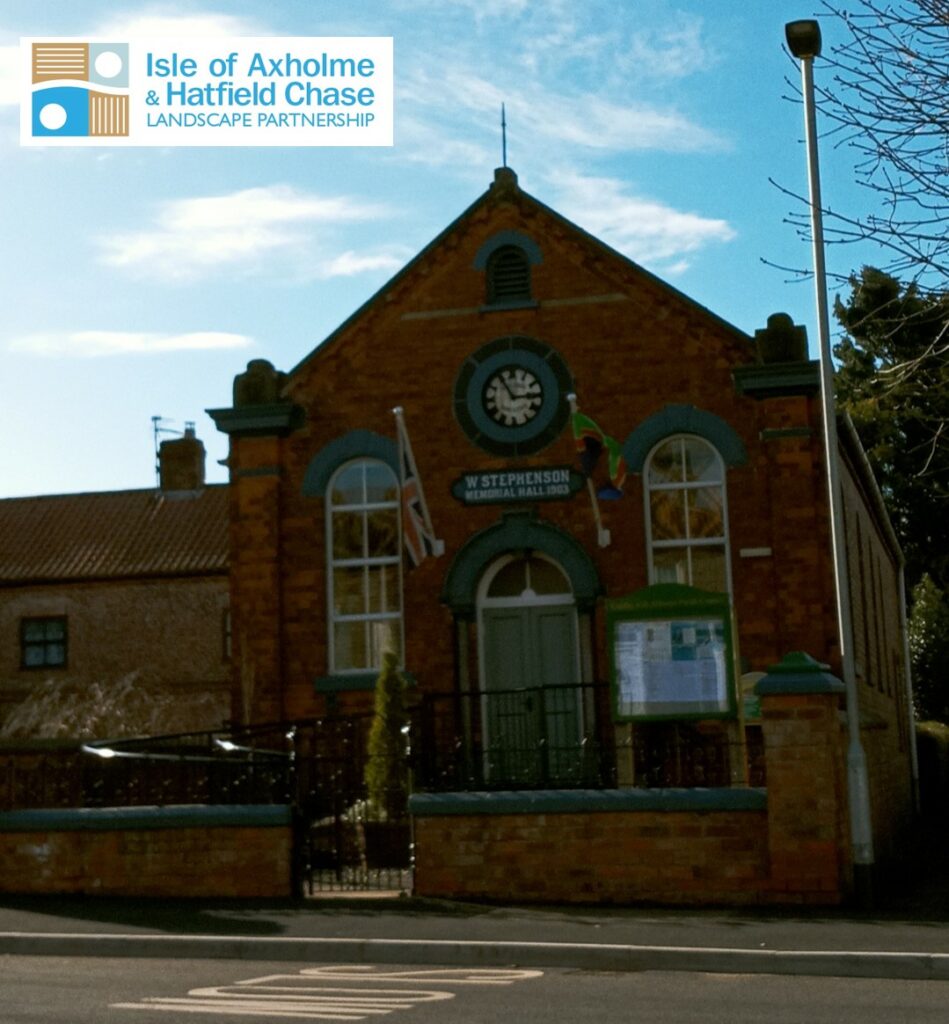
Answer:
[0, 1, 887, 499]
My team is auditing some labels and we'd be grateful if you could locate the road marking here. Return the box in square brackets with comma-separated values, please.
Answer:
[295, 966, 543, 984]
[112, 964, 543, 1019]
[114, 998, 368, 1019]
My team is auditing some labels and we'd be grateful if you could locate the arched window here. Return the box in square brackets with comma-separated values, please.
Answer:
[327, 459, 402, 672]
[486, 245, 531, 305]
[645, 436, 730, 593]
[483, 555, 572, 601]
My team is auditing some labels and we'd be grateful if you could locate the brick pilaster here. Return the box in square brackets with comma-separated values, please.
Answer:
[757, 652, 850, 901]
[208, 363, 303, 723]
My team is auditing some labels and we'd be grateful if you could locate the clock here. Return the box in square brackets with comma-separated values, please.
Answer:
[454, 336, 573, 456]
[483, 366, 543, 426]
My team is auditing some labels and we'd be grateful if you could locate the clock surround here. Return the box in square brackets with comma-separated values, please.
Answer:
[453, 336, 573, 456]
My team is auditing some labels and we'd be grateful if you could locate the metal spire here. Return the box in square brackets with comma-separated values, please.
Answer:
[501, 103, 507, 167]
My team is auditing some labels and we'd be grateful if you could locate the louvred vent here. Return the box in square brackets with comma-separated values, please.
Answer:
[487, 245, 531, 304]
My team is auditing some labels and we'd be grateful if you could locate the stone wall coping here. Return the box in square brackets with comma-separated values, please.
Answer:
[0, 804, 291, 833]
[732, 360, 820, 399]
[409, 787, 767, 817]
[207, 403, 302, 438]
[755, 651, 846, 696]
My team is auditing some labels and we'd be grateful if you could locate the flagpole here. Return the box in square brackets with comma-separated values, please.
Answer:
[567, 393, 610, 548]
[393, 406, 445, 557]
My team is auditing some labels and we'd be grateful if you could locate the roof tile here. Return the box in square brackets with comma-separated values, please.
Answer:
[0, 486, 228, 584]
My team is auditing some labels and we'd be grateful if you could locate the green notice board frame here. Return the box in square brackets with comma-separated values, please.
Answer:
[607, 583, 738, 722]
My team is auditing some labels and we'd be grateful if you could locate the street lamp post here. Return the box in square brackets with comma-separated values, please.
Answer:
[785, 18, 875, 906]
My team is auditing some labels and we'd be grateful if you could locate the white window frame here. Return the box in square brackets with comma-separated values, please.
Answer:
[326, 458, 403, 674]
[643, 434, 732, 595]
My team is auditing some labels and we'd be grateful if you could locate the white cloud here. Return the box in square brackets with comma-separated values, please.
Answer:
[396, 0, 531, 21]
[624, 17, 719, 80]
[402, 68, 723, 154]
[98, 185, 391, 281]
[548, 169, 736, 266]
[0, 44, 16, 106]
[94, 10, 264, 39]
[9, 330, 253, 358]
[398, 2, 715, 86]
[315, 248, 410, 278]
[522, 9, 716, 84]
[395, 114, 491, 172]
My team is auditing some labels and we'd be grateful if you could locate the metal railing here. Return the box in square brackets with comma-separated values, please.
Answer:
[415, 682, 611, 790]
[414, 682, 765, 791]
[1, 689, 765, 894]
[0, 728, 294, 812]
[2, 689, 766, 813]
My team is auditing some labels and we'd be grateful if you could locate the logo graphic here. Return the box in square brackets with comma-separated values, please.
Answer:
[31, 42, 129, 137]
[23, 37, 394, 147]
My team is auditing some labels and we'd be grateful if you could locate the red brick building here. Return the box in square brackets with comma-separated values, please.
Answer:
[211, 167, 915, 904]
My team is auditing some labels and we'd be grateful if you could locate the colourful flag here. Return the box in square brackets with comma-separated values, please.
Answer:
[395, 407, 444, 567]
[572, 411, 626, 499]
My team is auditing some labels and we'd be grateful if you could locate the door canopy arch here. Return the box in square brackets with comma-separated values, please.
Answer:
[442, 511, 601, 617]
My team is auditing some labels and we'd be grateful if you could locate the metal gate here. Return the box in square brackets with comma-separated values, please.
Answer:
[1, 717, 414, 896]
[290, 715, 413, 894]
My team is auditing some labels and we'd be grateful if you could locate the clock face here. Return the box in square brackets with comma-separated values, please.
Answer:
[483, 366, 544, 426]
[454, 336, 573, 457]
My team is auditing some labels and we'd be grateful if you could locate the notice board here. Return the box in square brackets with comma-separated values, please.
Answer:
[607, 584, 738, 721]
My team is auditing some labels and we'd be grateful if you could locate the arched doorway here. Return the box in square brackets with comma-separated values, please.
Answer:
[477, 553, 582, 784]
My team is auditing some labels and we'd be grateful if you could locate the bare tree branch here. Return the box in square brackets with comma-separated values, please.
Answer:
[781, 1, 949, 291]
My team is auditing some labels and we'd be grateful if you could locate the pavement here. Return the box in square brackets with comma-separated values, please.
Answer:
[1, 821, 948, 981]
[2, 859, 949, 981]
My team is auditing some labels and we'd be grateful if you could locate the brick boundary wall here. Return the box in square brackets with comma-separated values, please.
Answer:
[0, 805, 292, 898]
[411, 789, 771, 905]
[410, 670, 852, 907]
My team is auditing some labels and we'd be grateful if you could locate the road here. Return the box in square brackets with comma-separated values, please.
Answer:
[3, 957, 949, 1023]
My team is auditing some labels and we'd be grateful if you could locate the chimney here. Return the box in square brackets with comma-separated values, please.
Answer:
[754, 313, 809, 364]
[159, 423, 206, 491]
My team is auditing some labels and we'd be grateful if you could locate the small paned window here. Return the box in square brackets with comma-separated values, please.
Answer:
[486, 245, 531, 305]
[327, 459, 402, 672]
[645, 436, 730, 594]
[21, 616, 67, 669]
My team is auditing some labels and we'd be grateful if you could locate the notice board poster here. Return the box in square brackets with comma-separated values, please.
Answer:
[607, 585, 738, 722]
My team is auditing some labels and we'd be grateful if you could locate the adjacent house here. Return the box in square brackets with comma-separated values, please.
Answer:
[0, 428, 230, 738]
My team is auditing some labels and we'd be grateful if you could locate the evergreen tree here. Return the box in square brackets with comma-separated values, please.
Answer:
[364, 650, 409, 817]
[909, 575, 949, 723]
[835, 268, 949, 721]
[834, 267, 949, 592]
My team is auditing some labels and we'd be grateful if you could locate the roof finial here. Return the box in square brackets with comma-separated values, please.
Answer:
[501, 102, 507, 168]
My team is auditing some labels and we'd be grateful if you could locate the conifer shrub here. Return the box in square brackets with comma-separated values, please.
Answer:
[364, 650, 409, 819]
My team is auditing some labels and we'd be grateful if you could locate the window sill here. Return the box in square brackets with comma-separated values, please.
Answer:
[479, 300, 538, 313]
[314, 671, 417, 693]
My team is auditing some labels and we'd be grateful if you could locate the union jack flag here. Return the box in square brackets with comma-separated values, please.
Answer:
[395, 408, 444, 567]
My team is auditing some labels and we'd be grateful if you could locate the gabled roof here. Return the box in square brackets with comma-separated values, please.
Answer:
[288, 166, 751, 380]
[0, 485, 228, 586]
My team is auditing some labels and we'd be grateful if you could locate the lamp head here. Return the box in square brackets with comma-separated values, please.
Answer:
[785, 19, 822, 59]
